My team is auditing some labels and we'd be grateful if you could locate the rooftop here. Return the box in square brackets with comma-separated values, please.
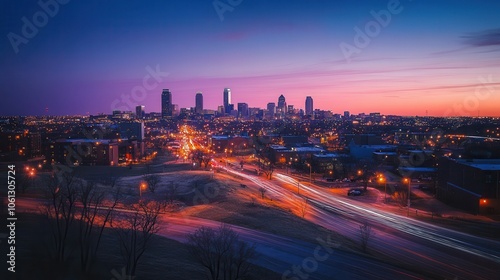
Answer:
[212, 135, 229, 140]
[56, 139, 113, 145]
[457, 159, 500, 171]
[291, 147, 325, 153]
[313, 153, 347, 158]
[270, 145, 287, 150]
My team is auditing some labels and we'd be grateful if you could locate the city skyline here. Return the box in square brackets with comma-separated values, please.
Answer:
[1, 0, 500, 116]
[2, 2, 500, 279]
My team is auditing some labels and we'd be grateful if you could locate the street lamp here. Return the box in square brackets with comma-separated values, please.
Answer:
[379, 176, 387, 203]
[140, 182, 147, 198]
[28, 168, 36, 189]
[404, 178, 410, 216]
[306, 163, 312, 183]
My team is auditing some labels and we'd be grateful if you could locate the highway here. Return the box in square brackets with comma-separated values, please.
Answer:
[163, 215, 426, 279]
[219, 160, 500, 279]
[13, 197, 421, 279]
[178, 125, 500, 279]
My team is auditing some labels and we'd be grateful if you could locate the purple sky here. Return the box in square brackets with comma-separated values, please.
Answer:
[1, 0, 500, 116]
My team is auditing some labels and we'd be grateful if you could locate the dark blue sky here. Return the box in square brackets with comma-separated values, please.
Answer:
[1, 0, 500, 116]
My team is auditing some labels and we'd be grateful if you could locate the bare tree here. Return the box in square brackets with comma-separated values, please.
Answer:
[100, 176, 119, 189]
[393, 190, 408, 207]
[203, 155, 212, 169]
[250, 196, 256, 207]
[143, 174, 161, 193]
[187, 224, 257, 280]
[77, 180, 121, 273]
[17, 173, 32, 194]
[115, 200, 164, 277]
[260, 164, 275, 180]
[42, 172, 78, 263]
[430, 203, 441, 218]
[257, 160, 275, 180]
[359, 222, 373, 253]
[166, 181, 179, 205]
[259, 187, 267, 199]
[192, 150, 204, 167]
[299, 197, 308, 218]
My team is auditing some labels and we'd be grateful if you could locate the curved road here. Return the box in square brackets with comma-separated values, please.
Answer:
[221, 160, 500, 279]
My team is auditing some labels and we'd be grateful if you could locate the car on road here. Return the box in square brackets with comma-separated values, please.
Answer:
[347, 189, 363, 196]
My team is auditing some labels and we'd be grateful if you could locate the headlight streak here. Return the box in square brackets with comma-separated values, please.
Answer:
[247, 172, 500, 264]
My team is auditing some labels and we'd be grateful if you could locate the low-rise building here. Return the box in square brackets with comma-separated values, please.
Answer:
[437, 157, 500, 214]
[53, 139, 118, 166]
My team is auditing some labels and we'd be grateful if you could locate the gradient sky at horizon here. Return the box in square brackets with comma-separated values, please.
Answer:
[1, 0, 500, 116]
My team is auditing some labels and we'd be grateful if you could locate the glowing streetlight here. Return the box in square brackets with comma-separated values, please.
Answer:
[140, 182, 147, 197]
[379, 176, 387, 203]
[306, 163, 312, 183]
[404, 178, 410, 216]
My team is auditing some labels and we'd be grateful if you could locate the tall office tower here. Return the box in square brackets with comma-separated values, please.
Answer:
[172, 104, 179, 116]
[344, 111, 350, 118]
[277, 94, 287, 115]
[223, 88, 232, 114]
[267, 102, 276, 118]
[305, 96, 313, 115]
[161, 89, 172, 118]
[217, 106, 225, 115]
[195, 92, 203, 114]
[237, 103, 249, 118]
[135, 105, 145, 119]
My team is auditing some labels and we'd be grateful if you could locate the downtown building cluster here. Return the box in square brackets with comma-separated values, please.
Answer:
[158, 88, 317, 121]
[1, 104, 500, 216]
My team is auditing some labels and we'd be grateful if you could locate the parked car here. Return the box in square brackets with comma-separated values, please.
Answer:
[348, 189, 363, 196]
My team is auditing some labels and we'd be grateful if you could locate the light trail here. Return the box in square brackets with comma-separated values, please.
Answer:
[218, 163, 499, 278]
[274, 173, 500, 264]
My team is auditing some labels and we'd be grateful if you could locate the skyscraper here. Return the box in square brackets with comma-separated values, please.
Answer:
[195, 92, 203, 114]
[277, 94, 287, 116]
[237, 103, 249, 118]
[172, 104, 179, 116]
[223, 88, 231, 114]
[161, 89, 172, 118]
[135, 105, 145, 119]
[305, 96, 313, 116]
[267, 102, 276, 118]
